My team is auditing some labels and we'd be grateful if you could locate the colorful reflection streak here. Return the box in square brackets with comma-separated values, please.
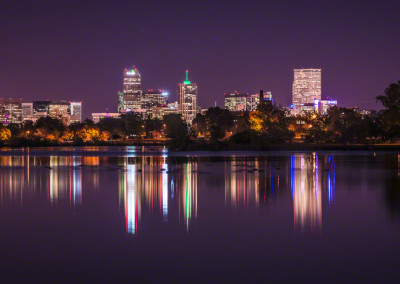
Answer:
[224, 158, 259, 207]
[0, 156, 83, 206]
[118, 156, 198, 234]
[291, 153, 336, 231]
[180, 162, 197, 231]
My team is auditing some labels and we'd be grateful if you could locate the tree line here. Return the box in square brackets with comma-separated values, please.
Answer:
[1, 81, 400, 149]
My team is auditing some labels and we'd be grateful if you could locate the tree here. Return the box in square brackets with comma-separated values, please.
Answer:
[325, 106, 367, 145]
[0, 127, 11, 142]
[249, 103, 294, 143]
[376, 81, 400, 140]
[302, 112, 328, 143]
[120, 113, 144, 137]
[97, 117, 126, 139]
[163, 114, 189, 149]
[192, 107, 234, 141]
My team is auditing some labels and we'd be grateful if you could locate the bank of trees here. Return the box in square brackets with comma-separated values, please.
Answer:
[1, 81, 400, 148]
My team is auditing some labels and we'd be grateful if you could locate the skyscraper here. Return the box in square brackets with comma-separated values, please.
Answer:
[178, 70, 198, 124]
[292, 69, 321, 106]
[119, 67, 142, 112]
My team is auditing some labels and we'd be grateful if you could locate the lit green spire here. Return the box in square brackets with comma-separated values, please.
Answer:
[184, 70, 191, 84]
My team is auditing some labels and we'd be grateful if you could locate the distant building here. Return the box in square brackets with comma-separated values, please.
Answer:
[292, 69, 321, 107]
[70, 102, 82, 123]
[224, 91, 272, 112]
[119, 67, 142, 112]
[142, 90, 168, 109]
[224, 93, 247, 111]
[49, 101, 70, 124]
[33, 100, 51, 116]
[319, 99, 337, 115]
[0, 98, 22, 124]
[178, 70, 198, 124]
[92, 112, 120, 123]
[22, 102, 33, 119]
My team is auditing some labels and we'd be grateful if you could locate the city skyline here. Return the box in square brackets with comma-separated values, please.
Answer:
[1, 0, 400, 119]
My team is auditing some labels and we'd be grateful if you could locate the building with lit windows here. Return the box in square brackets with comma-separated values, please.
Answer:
[119, 67, 142, 112]
[292, 69, 321, 107]
[224, 91, 272, 112]
[224, 93, 247, 111]
[70, 102, 82, 123]
[33, 100, 51, 115]
[92, 112, 120, 123]
[22, 102, 33, 120]
[178, 70, 198, 124]
[142, 89, 168, 109]
[49, 101, 70, 124]
[0, 98, 22, 124]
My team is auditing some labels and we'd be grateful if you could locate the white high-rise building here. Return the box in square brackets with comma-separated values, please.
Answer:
[178, 70, 198, 124]
[119, 67, 142, 112]
[292, 69, 321, 107]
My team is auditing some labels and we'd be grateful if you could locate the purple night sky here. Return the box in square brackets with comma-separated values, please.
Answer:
[1, 0, 400, 118]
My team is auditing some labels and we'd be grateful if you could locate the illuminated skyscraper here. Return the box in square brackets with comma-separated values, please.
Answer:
[119, 67, 142, 112]
[178, 70, 198, 124]
[292, 69, 321, 106]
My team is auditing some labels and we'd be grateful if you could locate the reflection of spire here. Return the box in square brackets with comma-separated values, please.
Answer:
[181, 162, 197, 232]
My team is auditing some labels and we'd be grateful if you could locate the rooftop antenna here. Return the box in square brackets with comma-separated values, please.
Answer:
[186, 70, 189, 81]
[215, 101, 217, 107]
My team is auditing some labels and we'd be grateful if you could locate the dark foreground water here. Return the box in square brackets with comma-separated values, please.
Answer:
[1, 147, 400, 283]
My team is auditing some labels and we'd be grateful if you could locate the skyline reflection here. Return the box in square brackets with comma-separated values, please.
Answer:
[0, 152, 339, 234]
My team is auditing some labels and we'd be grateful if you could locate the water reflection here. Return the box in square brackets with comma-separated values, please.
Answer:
[0, 152, 341, 234]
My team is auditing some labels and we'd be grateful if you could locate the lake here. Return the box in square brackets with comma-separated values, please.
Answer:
[0, 147, 399, 282]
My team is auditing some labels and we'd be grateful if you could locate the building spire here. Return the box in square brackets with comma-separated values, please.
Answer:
[184, 70, 191, 84]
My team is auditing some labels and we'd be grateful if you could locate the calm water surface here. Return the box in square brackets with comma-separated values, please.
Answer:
[1, 147, 400, 282]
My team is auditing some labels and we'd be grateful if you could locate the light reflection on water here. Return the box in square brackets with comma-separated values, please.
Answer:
[0, 152, 339, 233]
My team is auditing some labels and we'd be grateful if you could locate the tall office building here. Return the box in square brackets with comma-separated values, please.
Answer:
[70, 102, 82, 123]
[292, 69, 321, 106]
[119, 67, 142, 112]
[142, 89, 168, 109]
[178, 70, 198, 124]
[0, 99, 22, 124]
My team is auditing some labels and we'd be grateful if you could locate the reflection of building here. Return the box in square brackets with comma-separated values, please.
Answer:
[0, 156, 82, 205]
[0, 98, 23, 124]
[224, 158, 259, 207]
[178, 70, 198, 124]
[118, 156, 198, 234]
[291, 153, 335, 231]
